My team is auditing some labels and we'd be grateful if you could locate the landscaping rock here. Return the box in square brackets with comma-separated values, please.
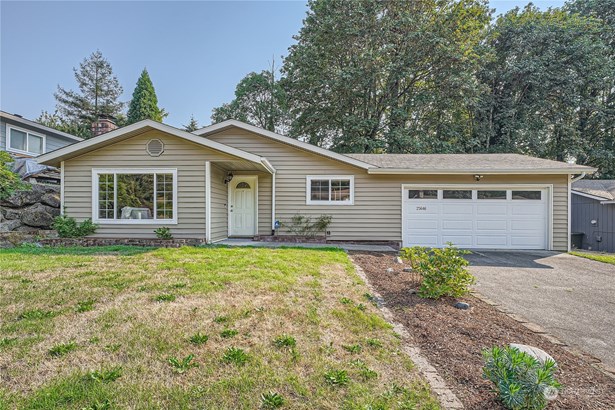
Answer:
[510, 343, 557, 367]
[386, 267, 395, 273]
[0, 184, 55, 208]
[454, 301, 470, 310]
[0, 220, 22, 232]
[403, 267, 414, 272]
[3, 208, 22, 220]
[41, 192, 61, 208]
[20, 203, 59, 228]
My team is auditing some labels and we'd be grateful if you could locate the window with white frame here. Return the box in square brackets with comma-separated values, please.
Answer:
[7, 126, 45, 155]
[93, 169, 177, 223]
[306, 176, 354, 205]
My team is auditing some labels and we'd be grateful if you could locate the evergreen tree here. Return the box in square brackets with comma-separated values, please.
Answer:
[127, 68, 167, 124]
[36, 110, 90, 139]
[183, 115, 200, 132]
[54, 50, 123, 130]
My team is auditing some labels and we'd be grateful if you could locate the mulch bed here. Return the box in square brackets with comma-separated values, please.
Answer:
[350, 251, 615, 409]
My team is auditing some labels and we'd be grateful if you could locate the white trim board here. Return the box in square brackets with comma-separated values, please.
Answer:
[205, 161, 212, 243]
[305, 175, 355, 206]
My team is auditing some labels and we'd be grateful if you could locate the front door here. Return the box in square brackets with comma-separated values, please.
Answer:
[229, 176, 256, 236]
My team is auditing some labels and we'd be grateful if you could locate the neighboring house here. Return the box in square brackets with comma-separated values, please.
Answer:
[1, 111, 82, 157]
[36, 119, 595, 250]
[571, 180, 615, 253]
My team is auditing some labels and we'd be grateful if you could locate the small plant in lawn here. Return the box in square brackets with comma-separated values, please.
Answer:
[363, 293, 378, 305]
[154, 226, 173, 240]
[222, 347, 249, 366]
[76, 299, 95, 313]
[104, 343, 122, 352]
[400, 243, 475, 299]
[356, 303, 367, 311]
[0, 337, 17, 348]
[342, 343, 362, 354]
[154, 293, 176, 302]
[189, 332, 209, 345]
[340, 297, 353, 304]
[168, 354, 198, 373]
[18, 309, 54, 320]
[483, 346, 560, 410]
[213, 315, 229, 323]
[324, 369, 350, 386]
[49, 342, 77, 357]
[171, 282, 187, 289]
[261, 391, 285, 408]
[220, 329, 238, 339]
[365, 338, 383, 348]
[88, 367, 122, 383]
[351, 359, 378, 380]
[273, 334, 296, 348]
[82, 399, 112, 410]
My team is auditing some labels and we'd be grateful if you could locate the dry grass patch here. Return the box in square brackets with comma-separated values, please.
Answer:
[0, 245, 438, 409]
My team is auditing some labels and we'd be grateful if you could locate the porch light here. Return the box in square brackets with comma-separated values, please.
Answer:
[224, 172, 234, 184]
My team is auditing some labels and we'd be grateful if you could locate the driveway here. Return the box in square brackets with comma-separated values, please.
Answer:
[467, 251, 615, 369]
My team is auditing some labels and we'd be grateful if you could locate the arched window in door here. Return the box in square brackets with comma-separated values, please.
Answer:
[236, 182, 251, 189]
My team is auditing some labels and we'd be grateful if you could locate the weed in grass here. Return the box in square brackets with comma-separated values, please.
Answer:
[171, 282, 187, 289]
[356, 303, 367, 311]
[49, 342, 77, 357]
[363, 293, 378, 305]
[365, 338, 383, 348]
[220, 329, 238, 339]
[0, 337, 17, 348]
[154, 293, 176, 302]
[168, 354, 198, 374]
[273, 334, 296, 348]
[76, 299, 95, 313]
[261, 391, 285, 408]
[359, 367, 378, 380]
[18, 309, 54, 320]
[320, 342, 335, 355]
[104, 343, 121, 352]
[342, 343, 362, 354]
[222, 347, 248, 366]
[89, 337, 100, 344]
[290, 347, 300, 362]
[340, 297, 353, 304]
[324, 369, 349, 386]
[82, 399, 112, 410]
[213, 315, 229, 323]
[189, 332, 209, 345]
[20, 277, 33, 284]
[88, 367, 122, 383]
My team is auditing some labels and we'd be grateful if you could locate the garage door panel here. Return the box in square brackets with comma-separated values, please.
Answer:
[403, 187, 548, 250]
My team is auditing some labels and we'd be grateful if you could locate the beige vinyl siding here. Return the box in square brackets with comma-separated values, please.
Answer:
[206, 129, 570, 251]
[210, 164, 229, 242]
[63, 130, 236, 239]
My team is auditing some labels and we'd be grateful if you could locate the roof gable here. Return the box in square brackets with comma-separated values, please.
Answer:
[194, 120, 375, 170]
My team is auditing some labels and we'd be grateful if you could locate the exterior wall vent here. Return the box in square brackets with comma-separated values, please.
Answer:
[146, 139, 164, 157]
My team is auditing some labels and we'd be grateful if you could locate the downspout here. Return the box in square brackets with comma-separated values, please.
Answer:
[567, 172, 585, 252]
[570, 172, 586, 183]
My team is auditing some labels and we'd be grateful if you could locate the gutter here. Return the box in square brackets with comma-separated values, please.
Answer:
[260, 158, 276, 174]
[570, 172, 586, 183]
[367, 168, 597, 175]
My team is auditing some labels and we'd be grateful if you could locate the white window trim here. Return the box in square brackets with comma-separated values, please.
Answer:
[306, 175, 354, 205]
[6, 125, 46, 156]
[91, 168, 178, 225]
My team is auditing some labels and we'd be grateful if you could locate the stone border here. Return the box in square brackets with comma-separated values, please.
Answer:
[349, 256, 464, 409]
[39, 237, 207, 248]
[471, 290, 615, 381]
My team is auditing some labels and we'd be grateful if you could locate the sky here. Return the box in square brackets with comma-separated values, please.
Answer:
[1, 0, 566, 129]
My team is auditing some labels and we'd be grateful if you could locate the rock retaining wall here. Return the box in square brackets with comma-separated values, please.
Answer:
[0, 184, 61, 232]
[39, 238, 207, 248]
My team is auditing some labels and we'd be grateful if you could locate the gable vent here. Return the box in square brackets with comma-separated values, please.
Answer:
[146, 139, 164, 157]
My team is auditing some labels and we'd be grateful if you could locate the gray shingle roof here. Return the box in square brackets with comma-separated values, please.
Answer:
[572, 180, 615, 201]
[344, 153, 594, 173]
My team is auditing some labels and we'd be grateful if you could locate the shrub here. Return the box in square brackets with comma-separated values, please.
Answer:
[0, 151, 29, 200]
[400, 244, 474, 299]
[283, 214, 332, 237]
[482, 346, 560, 410]
[168, 354, 198, 373]
[52, 215, 98, 238]
[154, 227, 173, 240]
[261, 391, 285, 408]
[222, 347, 248, 366]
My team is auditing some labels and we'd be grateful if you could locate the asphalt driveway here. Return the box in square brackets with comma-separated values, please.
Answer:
[467, 251, 615, 370]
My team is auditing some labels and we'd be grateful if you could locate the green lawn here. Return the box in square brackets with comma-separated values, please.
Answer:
[570, 250, 615, 266]
[0, 246, 438, 410]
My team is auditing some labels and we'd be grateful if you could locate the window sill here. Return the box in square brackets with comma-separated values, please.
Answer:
[7, 147, 43, 156]
[93, 219, 178, 225]
[305, 201, 354, 206]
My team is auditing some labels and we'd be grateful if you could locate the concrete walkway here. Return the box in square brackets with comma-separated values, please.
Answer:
[467, 250, 615, 370]
[216, 238, 397, 252]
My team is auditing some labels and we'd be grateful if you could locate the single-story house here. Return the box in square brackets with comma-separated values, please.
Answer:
[1, 111, 82, 157]
[36, 119, 595, 250]
[571, 180, 615, 253]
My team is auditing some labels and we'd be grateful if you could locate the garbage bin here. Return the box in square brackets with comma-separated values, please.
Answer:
[570, 232, 584, 249]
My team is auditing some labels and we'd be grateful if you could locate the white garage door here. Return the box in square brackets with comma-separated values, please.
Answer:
[403, 187, 549, 249]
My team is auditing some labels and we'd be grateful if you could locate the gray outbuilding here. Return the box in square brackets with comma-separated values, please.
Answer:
[571, 180, 615, 253]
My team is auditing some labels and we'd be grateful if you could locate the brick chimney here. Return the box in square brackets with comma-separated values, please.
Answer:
[91, 116, 118, 137]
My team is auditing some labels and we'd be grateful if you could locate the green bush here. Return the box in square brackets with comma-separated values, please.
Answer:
[52, 215, 97, 238]
[483, 346, 560, 410]
[400, 244, 474, 299]
[283, 214, 332, 237]
[154, 227, 173, 239]
[0, 151, 29, 200]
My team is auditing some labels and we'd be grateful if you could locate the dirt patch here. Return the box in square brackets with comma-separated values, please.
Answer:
[350, 251, 615, 409]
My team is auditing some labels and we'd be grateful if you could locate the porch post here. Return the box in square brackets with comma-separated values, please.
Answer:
[271, 172, 276, 233]
[60, 161, 65, 215]
[205, 161, 211, 243]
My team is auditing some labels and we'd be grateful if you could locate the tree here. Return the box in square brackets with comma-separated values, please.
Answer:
[281, 0, 491, 152]
[54, 50, 123, 131]
[127, 68, 167, 124]
[211, 64, 290, 133]
[472, 4, 613, 175]
[183, 115, 200, 132]
[36, 110, 90, 139]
